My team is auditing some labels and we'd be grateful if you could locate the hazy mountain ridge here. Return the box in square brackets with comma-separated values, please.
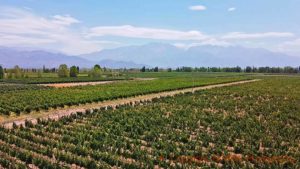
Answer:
[0, 47, 93, 68]
[0, 47, 144, 68]
[1, 44, 300, 68]
[81, 43, 300, 68]
[98, 59, 147, 69]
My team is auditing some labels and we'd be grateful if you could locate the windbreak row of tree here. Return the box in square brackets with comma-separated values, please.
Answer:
[140, 66, 300, 73]
[0, 65, 23, 79]
[176, 66, 300, 73]
[0, 77, 299, 168]
[58, 64, 107, 78]
[0, 64, 122, 80]
[0, 65, 3, 79]
[140, 66, 159, 72]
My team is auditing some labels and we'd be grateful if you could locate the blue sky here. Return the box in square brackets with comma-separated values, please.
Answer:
[0, 0, 300, 55]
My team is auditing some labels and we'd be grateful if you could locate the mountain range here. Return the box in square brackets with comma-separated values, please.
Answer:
[0, 44, 300, 68]
[0, 47, 144, 68]
[80, 43, 300, 68]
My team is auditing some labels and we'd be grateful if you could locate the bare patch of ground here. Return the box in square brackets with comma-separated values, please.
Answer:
[39, 78, 157, 88]
[39, 81, 116, 88]
[1, 79, 260, 129]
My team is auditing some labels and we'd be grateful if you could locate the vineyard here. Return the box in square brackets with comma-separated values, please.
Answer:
[124, 72, 252, 78]
[1, 76, 128, 84]
[0, 77, 248, 116]
[0, 77, 299, 168]
[0, 83, 49, 94]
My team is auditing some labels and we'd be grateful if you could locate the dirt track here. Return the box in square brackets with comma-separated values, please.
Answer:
[2, 79, 260, 129]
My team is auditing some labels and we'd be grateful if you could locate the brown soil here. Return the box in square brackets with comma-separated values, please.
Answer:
[39, 81, 116, 88]
[39, 78, 156, 88]
[1, 79, 260, 129]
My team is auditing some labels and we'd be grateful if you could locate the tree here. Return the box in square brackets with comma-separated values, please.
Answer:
[245, 66, 252, 73]
[43, 65, 46, 73]
[154, 67, 159, 72]
[94, 64, 101, 70]
[70, 66, 79, 77]
[14, 65, 22, 78]
[0, 65, 4, 79]
[283, 66, 297, 73]
[140, 66, 146, 72]
[57, 64, 69, 78]
[7, 70, 13, 79]
[181, 67, 193, 72]
[89, 64, 102, 77]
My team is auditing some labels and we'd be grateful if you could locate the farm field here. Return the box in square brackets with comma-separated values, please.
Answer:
[0, 72, 252, 84]
[1, 0, 300, 168]
[0, 0, 300, 169]
[1, 79, 258, 128]
[0, 75, 250, 117]
[124, 72, 254, 78]
[0, 76, 128, 84]
[0, 76, 299, 168]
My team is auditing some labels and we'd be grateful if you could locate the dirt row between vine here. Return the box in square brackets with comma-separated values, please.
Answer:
[2, 79, 260, 129]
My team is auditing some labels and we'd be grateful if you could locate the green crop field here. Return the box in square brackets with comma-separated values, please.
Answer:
[0, 76, 298, 168]
[1, 76, 128, 84]
[0, 83, 49, 93]
[0, 76, 249, 116]
[1, 0, 299, 168]
[124, 72, 254, 78]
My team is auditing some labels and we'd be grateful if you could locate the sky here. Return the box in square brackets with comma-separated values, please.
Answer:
[0, 0, 300, 56]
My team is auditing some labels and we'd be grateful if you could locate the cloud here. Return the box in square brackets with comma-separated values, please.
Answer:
[277, 38, 300, 56]
[0, 7, 297, 56]
[198, 39, 232, 47]
[0, 33, 56, 45]
[52, 15, 80, 25]
[174, 39, 232, 49]
[222, 32, 294, 40]
[189, 5, 207, 11]
[228, 7, 236, 12]
[0, 7, 61, 35]
[88, 25, 209, 41]
[0, 7, 116, 55]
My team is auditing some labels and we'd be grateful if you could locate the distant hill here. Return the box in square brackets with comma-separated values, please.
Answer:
[98, 59, 147, 69]
[0, 47, 94, 68]
[80, 43, 300, 68]
[0, 47, 144, 68]
[1, 44, 300, 68]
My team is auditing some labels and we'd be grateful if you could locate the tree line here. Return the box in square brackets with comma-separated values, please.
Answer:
[57, 64, 105, 78]
[1, 64, 300, 80]
[140, 66, 300, 74]
[0, 64, 108, 79]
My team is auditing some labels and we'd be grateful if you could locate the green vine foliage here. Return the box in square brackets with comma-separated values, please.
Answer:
[0, 77, 247, 115]
[0, 77, 299, 168]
